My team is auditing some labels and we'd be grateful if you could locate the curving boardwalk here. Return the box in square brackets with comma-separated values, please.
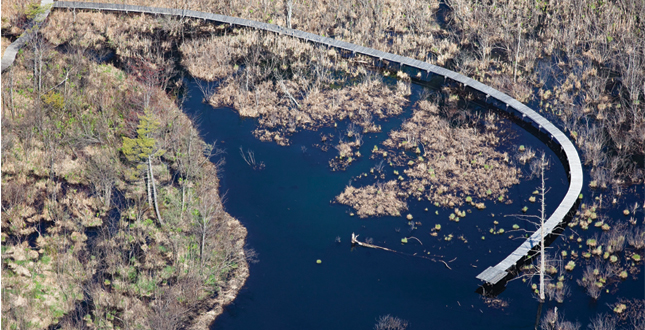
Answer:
[50, 1, 583, 285]
[1, 0, 54, 73]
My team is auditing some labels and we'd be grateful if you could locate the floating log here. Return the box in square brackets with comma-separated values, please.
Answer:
[351, 233, 396, 252]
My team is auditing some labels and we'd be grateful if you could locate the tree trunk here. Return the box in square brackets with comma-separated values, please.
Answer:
[514, 21, 521, 83]
[146, 163, 153, 206]
[38, 41, 43, 93]
[286, 0, 293, 29]
[539, 154, 546, 302]
[180, 182, 186, 221]
[180, 133, 193, 222]
[200, 220, 206, 271]
[34, 40, 38, 92]
[148, 156, 163, 225]
[10, 69, 15, 119]
[104, 184, 112, 209]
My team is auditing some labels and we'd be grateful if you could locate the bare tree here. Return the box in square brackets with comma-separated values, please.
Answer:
[193, 178, 223, 271]
[537, 154, 548, 302]
[285, 0, 294, 29]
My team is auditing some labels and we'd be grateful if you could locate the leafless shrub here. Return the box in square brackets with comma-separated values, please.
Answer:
[578, 122, 607, 168]
[577, 262, 608, 300]
[374, 314, 408, 330]
[373, 160, 385, 173]
[540, 308, 580, 330]
[86, 151, 119, 209]
[601, 222, 628, 253]
[518, 147, 536, 165]
[244, 246, 260, 264]
[239, 146, 265, 170]
[195, 79, 217, 102]
[587, 314, 616, 330]
[544, 278, 570, 304]
[626, 225, 645, 249]
[147, 288, 189, 330]
[336, 180, 407, 218]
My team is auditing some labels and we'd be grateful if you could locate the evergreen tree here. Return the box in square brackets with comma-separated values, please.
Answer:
[122, 110, 165, 224]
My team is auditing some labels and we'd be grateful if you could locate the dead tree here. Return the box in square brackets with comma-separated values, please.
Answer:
[286, 0, 294, 29]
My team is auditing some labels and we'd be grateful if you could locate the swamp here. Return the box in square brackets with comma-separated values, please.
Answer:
[1, 0, 644, 329]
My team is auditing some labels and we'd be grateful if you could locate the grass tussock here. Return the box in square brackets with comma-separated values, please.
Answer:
[336, 180, 407, 218]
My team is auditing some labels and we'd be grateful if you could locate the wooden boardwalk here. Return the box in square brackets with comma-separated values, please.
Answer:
[1, 0, 54, 73]
[49, 1, 584, 285]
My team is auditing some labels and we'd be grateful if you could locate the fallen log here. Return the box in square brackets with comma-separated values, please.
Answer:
[351, 232, 452, 270]
[351, 233, 396, 252]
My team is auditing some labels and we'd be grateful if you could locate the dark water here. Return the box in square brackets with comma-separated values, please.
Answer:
[181, 79, 644, 329]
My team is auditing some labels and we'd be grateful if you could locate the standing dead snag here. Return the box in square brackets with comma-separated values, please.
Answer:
[122, 109, 166, 225]
[538, 154, 548, 302]
[285, 0, 294, 29]
[194, 179, 223, 272]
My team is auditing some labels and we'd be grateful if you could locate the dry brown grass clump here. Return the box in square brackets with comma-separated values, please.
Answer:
[71, 0, 448, 62]
[328, 125, 364, 171]
[42, 9, 184, 59]
[336, 180, 407, 218]
[1, 0, 40, 38]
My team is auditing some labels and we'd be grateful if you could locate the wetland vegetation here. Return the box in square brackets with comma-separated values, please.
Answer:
[2, 0, 644, 329]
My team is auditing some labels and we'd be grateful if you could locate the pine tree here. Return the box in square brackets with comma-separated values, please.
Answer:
[122, 110, 165, 224]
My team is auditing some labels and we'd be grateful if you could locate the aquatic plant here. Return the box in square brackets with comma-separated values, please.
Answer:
[613, 303, 627, 314]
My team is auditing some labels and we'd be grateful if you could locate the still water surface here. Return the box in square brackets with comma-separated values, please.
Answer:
[180, 78, 643, 329]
